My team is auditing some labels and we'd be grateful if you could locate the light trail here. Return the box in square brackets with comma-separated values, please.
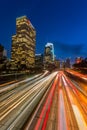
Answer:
[0, 73, 51, 106]
[66, 69, 87, 81]
[34, 73, 58, 130]
[23, 79, 54, 130]
[0, 73, 56, 120]
[0, 72, 57, 130]
[63, 74, 87, 114]
[0, 74, 41, 93]
[62, 74, 87, 130]
[57, 72, 69, 130]
[58, 89, 68, 130]
[0, 70, 87, 130]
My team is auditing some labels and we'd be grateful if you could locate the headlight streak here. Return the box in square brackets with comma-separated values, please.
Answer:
[62, 74, 87, 130]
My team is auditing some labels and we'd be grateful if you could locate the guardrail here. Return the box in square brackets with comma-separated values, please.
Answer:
[0, 73, 28, 84]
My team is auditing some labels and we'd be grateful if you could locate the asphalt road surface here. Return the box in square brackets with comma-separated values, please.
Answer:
[0, 71, 87, 130]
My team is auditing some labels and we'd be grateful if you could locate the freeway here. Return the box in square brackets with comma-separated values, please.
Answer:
[0, 71, 57, 130]
[23, 71, 87, 130]
[0, 70, 87, 130]
[65, 69, 87, 81]
[65, 69, 87, 94]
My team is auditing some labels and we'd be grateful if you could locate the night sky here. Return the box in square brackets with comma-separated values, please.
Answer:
[0, 0, 87, 60]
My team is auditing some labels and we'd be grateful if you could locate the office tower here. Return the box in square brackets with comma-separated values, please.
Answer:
[44, 43, 55, 63]
[11, 16, 36, 69]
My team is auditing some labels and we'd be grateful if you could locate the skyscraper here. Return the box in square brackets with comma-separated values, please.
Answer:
[11, 16, 36, 69]
[44, 43, 55, 63]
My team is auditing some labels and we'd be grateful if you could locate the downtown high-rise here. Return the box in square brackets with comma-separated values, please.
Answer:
[11, 16, 36, 69]
[44, 43, 55, 63]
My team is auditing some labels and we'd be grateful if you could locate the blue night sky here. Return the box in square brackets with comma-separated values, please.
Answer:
[0, 0, 87, 60]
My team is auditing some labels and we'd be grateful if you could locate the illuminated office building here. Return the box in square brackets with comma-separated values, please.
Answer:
[11, 16, 36, 68]
[44, 43, 55, 63]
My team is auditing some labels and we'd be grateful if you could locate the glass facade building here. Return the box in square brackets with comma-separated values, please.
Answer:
[11, 16, 36, 68]
[44, 43, 55, 63]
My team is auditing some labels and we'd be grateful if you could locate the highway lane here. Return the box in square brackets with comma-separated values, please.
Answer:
[65, 69, 87, 93]
[45, 72, 79, 130]
[0, 73, 45, 109]
[0, 72, 49, 102]
[0, 71, 57, 130]
[23, 73, 59, 130]
[0, 74, 54, 112]
[46, 71, 87, 130]
[24, 71, 87, 130]
[65, 69, 87, 81]
[0, 70, 87, 130]
[62, 73, 87, 130]
[0, 72, 48, 93]
[65, 69, 87, 114]
[65, 78, 87, 114]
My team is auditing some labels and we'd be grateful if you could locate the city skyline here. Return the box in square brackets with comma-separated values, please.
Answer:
[0, 0, 87, 60]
